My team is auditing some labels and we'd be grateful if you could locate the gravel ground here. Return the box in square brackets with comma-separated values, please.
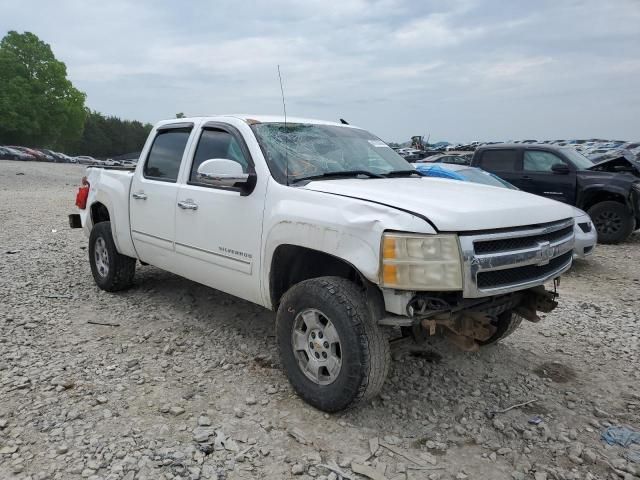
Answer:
[1, 160, 639, 480]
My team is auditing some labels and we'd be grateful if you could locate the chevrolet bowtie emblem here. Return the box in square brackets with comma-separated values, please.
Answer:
[536, 240, 553, 265]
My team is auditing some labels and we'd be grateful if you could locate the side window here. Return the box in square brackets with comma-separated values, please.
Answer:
[479, 150, 518, 171]
[523, 151, 567, 172]
[143, 128, 192, 182]
[189, 129, 249, 183]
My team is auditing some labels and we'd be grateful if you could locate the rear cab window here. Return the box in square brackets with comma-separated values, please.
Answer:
[143, 126, 193, 182]
[478, 149, 518, 172]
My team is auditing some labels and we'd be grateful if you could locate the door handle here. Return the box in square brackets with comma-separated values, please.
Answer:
[177, 199, 198, 210]
[132, 192, 147, 200]
[521, 175, 532, 180]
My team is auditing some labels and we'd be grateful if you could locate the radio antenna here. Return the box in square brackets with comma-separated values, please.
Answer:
[277, 65, 289, 185]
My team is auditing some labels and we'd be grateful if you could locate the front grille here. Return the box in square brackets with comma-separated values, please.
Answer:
[474, 225, 573, 254]
[477, 251, 572, 289]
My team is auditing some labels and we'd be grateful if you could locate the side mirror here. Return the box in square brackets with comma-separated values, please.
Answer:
[196, 159, 249, 187]
[551, 163, 570, 174]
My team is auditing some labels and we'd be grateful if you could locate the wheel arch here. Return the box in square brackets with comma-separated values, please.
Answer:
[579, 187, 630, 212]
[90, 201, 111, 225]
[87, 185, 137, 258]
[269, 244, 369, 310]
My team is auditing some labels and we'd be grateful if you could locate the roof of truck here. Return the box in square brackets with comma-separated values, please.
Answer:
[157, 115, 358, 128]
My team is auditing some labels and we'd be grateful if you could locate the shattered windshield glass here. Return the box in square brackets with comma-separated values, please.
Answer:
[251, 123, 413, 184]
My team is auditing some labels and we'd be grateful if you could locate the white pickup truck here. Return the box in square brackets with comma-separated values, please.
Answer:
[70, 115, 576, 412]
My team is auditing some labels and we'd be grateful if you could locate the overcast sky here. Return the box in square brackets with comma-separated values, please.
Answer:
[1, 0, 639, 143]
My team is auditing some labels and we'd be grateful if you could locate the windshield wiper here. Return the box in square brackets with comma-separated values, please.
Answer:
[383, 169, 420, 177]
[290, 170, 385, 183]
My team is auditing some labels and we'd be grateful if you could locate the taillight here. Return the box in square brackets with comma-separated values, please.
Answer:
[75, 176, 90, 209]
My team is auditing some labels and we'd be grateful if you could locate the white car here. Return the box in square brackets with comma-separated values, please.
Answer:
[75, 155, 98, 165]
[70, 115, 576, 412]
[572, 208, 597, 259]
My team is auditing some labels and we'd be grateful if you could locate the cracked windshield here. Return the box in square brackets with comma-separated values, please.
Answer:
[252, 123, 413, 183]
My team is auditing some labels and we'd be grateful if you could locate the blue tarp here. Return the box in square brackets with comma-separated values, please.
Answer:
[601, 426, 640, 447]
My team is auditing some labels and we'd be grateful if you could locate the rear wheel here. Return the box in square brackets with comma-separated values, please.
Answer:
[276, 277, 390, 412]
[588, 201, 634, 244]
[89, 221, 136, 291]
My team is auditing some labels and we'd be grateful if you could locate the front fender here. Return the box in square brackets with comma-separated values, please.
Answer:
[579, 182, 635, 211]
[260, 184, 435, 308]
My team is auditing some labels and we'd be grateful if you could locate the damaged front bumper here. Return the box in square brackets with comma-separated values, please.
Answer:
[379, 284, 559, 350]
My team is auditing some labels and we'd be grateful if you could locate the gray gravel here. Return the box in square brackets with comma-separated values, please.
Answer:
[1, 160, 639, 480]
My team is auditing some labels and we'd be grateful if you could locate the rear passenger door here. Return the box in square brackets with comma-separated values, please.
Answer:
[130, 123, 193, 271]
[476, 149, 521, 186]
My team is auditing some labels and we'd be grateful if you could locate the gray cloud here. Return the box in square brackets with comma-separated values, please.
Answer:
[1, 0, 638, 142]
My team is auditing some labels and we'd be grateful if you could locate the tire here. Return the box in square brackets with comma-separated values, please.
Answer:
[479, 311, 523, 346]
[88, 221, 136, 292]
[276, 277, 390, 412]
[588, 201, 634, 244]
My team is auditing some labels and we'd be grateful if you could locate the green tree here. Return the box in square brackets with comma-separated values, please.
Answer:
[0, 31, 86, 149]
[176, 112, 186, 118]
[72, 110, 153, 158]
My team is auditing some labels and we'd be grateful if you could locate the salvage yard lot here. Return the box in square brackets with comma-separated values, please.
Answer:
[1, 160, 639, 480]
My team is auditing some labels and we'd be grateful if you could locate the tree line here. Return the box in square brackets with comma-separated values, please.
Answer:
[0, 30, 152, 158]
[73, 111, 152, 158]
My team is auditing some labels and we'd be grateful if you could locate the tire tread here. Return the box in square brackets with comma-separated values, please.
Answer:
[277, 276, 390, 411]
[89, 222, 136, 292]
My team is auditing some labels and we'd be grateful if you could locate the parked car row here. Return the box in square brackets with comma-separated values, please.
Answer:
[399, 138, 640, 166]
[0, 145, 72, 162]
[1, 145, 84, 163]
[0, 145, 138, 167]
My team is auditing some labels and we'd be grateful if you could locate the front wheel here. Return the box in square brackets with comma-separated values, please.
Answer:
[588, 201, 634, 244]
[479, 311, 523, 346]
[276, 277, 390, 412]
[89, 221, 136, 292]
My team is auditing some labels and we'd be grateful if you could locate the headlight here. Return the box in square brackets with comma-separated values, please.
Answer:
[380, 233, 463, 290]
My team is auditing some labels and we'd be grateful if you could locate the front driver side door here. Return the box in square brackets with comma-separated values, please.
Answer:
[173, 123, 266, 304]
[521, 150, 576, 204]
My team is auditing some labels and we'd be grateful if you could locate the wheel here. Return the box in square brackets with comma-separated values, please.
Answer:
[276, 277, 390, 412]
[479, 311, 523, 346]
[588, 201, 634, 244]
[88, 221, 136, 292]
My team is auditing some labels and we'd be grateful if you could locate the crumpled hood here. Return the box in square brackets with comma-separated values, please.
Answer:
[302, 177, 576, 232]
[588, 154, 640, 177]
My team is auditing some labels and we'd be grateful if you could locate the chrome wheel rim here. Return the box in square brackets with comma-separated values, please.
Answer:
[94, 237, 109, 277]
[291, 309, 342, 385]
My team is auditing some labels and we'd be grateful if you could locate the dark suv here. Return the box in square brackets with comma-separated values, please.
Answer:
[470, 144, 640, 243]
